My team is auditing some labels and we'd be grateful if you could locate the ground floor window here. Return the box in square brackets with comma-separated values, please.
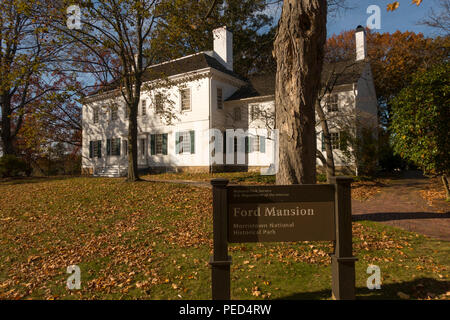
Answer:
[150, 133, 168, 155]
[176, 131, 195, 154]
[89, 140, 102, 158]
[107, 138, 121, 156]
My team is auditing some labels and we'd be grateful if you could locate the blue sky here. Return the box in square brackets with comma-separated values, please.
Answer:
[265, 0, 441, 38]
[327, 0, 437, 37]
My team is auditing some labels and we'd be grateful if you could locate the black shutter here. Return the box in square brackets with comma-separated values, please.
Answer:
[89, 141, 93, 158]
[97, 140, 102, 158]
[107, 139, 111, 156]
[150, 134, 156, 155]
[190, 131, 195, 154]
[162, 134, 168, 155]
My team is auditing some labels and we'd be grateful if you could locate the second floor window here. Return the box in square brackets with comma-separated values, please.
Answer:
[217, 88, 223, 109]
[111, 106, 118, 121]
[330, 132, 340, 150]
[155, 93, 163, 114]
[141, 99, 147, 116]
[93, 107, 99, 123]
[326, 94, 339, 112]
[180, 88, 191, 111]
[250, 104, 260, 121]
[234, 107, 241, 121]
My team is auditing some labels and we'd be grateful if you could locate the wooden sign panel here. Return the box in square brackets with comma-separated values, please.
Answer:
[227, 185, 335, 243]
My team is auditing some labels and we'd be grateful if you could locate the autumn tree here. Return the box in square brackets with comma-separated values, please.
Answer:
[391, 63, 450, 200]
[0, 0, 65, 157]
[274, 0, 327, 185]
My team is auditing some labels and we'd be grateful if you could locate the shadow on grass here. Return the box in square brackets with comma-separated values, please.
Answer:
[353, 212, 450, 222]
[279, 278, 449, 300]
[0, 175, 79, 185]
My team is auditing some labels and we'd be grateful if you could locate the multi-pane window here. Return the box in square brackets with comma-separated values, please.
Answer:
[180, 88, 191, 111]
[234, 107, 241, 121]
[179, 132, 190, 154]
[326, 94, 339, 112]
[89, 140, 102, 158]
[111, 106, 118, 121]
[250, 104, 260, 121]
[155, 134, 163, 154]
[217, 88, 223, 109]
[252, 135, 260, 152]
[150, 133, 168, 155]
[141, 99, 147, 116]
[107, 138, 121, 156]
[176, 131, 195, 154]
[330, 132, 340, 150]
[155, 93, 163, 114]
[93, 107, 99, 123]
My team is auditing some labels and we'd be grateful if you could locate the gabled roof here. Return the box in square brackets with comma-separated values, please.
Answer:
[89, 52, 245, 97]
[226, 59, 368, 102]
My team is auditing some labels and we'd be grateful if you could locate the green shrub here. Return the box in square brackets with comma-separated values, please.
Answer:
[0, 155, 31, 178]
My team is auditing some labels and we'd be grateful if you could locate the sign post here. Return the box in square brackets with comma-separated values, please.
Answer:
[330, 176, 357, 300]
[209, 178, 232, 300]
[209, 177, 357, 300]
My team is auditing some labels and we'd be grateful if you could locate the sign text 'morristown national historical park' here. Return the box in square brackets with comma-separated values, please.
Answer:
[228, 185, 336, 242]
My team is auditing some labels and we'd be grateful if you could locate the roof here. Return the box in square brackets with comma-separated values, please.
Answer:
[226, 59, 368, 102]
[89, 52, 245, 97]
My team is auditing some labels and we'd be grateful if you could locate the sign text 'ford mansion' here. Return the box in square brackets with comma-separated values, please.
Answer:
[227, 186, 336, 242]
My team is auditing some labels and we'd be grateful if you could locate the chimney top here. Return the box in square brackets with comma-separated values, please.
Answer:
[213, 26, 233, 71]
[355, 26, 367, 61]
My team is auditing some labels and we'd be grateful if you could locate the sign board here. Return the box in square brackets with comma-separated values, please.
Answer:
[227, 185, 335, 242]
[209, 177, 357, 300]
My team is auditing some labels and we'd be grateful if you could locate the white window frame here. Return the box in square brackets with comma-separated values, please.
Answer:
[93, 107, 99, 124]
[326, 94, 339, 113]
[180, 88, 191, 112]
[141, 99, 147, 116]
[178, 131, 191, 154]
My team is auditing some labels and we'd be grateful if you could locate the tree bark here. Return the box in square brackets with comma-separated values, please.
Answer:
[127, 98, 140, 181]
[0, 93, 16, 155]
[274, 0, 327, 185]
[442, 174, 450, 201]
[315, 99, 335, 182]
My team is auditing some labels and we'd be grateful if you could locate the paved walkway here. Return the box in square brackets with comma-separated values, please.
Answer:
[144, 173, 450, 241]
[352, 173, 450, 241]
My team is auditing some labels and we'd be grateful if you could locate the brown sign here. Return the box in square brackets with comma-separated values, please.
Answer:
[227, 185, 335, 242]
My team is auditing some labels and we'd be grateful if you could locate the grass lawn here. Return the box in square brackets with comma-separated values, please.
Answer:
[0, 176, 448, 300]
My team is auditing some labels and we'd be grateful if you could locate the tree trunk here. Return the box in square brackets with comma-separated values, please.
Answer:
[274, 0, 327, 185]
[127, 99, 141, 181]
[442, 174, 450, 201]
[0, 93, 16, 155]
[315, 99, 335, 182]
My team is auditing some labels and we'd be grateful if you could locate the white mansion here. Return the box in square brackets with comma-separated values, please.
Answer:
[82, 26, 377, 177]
